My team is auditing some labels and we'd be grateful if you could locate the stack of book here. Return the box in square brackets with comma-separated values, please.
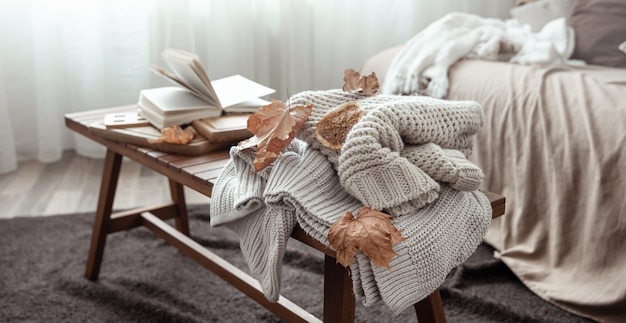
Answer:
[138, 87, 218, 129]
[139, 49, 275, 130]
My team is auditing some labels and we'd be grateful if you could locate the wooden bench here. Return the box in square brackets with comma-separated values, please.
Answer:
[65, 106, 505, 323]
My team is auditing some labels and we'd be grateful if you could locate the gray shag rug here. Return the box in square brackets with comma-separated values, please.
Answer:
[1, 205, 594, 323]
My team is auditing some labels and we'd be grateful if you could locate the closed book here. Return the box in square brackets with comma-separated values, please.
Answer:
[192, 114, 252, 143]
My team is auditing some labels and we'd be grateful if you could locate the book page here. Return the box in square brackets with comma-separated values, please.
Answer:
[190, 59, 217, 100]
[212, 75, 276, 108]
[161, 49, 220, 107]
[163, 49, 219, 104]
[224, 97, 271, 113]
[149, 65, 213, 103]
[139, 87, 218, 114]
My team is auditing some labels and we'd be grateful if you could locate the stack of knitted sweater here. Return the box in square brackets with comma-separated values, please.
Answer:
[210, 89, 492, 314]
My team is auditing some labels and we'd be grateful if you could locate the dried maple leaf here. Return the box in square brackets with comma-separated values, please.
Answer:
[315, 101, 363, 150]
[238, 99, 313, 172]
[328, 207, 407, 269]
[148, 125, 195, 145]
[342, 68, 379, 96]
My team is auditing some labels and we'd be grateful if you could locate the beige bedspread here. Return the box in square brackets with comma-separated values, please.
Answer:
[446, 59, 626, 323]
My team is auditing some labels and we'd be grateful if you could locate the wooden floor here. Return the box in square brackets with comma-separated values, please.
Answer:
[0, 151, 211, 219]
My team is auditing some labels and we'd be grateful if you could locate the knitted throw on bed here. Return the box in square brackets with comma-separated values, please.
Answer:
[381, 12, 574, 98]
[210, 139, 491, 314]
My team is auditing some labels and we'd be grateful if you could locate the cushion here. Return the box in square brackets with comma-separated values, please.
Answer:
[510, 0, 574, 32]
[568, 0, 626, 68]
[359, 45, 403, 86]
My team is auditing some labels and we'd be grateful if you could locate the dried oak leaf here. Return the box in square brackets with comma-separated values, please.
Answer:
[328, 207, 407, 269]
[148, 125, 195, 145]
[315, 101, 363, 150]
[238, 99, 313, 172]
[342, 68, 379, 96]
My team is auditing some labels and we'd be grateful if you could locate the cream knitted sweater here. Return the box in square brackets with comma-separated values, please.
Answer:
[291, 89, 485, 216]
[210, 139, 491, 314]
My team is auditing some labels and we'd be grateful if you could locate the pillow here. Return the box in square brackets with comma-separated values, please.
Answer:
[360, 45, 403, 87]
[568, 0, 626, 68]
[510, 0, 574, 32]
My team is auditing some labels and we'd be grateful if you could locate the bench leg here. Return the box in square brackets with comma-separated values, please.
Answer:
[414, 289, 447, 323]
[168, 179, 189, 236]
[85, 149, 122, 280]
[323, 254, 355, 322]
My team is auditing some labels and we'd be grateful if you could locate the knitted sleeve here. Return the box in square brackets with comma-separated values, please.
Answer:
[209, 146, 267, 227]
[209, 141, 304, 227]
[209, 141, 306, 302]
[400, 143, 484, 192]
[263, 140, 362, 244]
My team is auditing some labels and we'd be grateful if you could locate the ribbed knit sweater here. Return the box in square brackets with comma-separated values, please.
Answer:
[290, 89, 485, 216]
[210, 139, 491, 314]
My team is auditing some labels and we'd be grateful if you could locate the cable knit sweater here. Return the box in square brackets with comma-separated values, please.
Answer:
[291, 89, 485, 216]
[210, 139, 492, 314]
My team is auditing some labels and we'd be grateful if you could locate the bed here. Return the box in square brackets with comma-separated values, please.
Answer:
[360, 1, 626, 322]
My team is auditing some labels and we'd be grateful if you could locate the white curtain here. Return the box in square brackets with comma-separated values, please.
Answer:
[0, 0, 513, 174]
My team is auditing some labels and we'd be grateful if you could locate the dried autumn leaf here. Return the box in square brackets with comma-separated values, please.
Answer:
[342, 68, 379, 96]
[315, 101, 363, 150]
[238, 99, 313, 172]
[342, 69, 362, 93]
[328, 207, 407, 269]
[148, 125, 195, 145]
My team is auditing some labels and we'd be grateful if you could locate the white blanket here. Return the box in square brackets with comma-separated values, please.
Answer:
[382, 12, 574, 98]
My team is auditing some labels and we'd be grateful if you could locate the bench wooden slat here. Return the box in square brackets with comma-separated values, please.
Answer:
[66, 106, 131, 124]
[483, 191, 505, 219]
[156, 154, 194, 168]
[167, 150, 231, 170]
[193, 168, 224, 184]
[145, 150, 170, 162]
[181, 158, 230, 178]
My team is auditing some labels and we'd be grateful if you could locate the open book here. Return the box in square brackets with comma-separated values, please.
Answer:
[150, 49, 275, 113]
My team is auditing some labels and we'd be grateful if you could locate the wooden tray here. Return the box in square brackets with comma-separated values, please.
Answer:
[88, 121, 238, 155]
